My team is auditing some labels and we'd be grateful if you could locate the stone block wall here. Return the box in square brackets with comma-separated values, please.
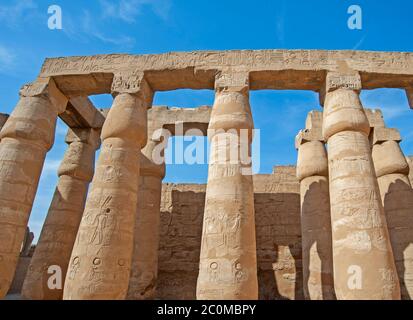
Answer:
[156, 166, 303, 300]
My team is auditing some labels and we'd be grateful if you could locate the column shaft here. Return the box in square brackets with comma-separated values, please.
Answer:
[296, 120, 335, 300]
[0, 79, 67, 298]
[21, 128, 100, 300]
[127, 141, 165, 300]
[197, 72, 258, 300]
[372, 131, 413, 300]
[323, 73, 400, 299]
[63, 79, 152, 299]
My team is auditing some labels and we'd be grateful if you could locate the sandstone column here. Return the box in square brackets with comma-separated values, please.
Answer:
[371, 126, 413, 300]
[127, 139, 165, 300]
[21, 127, 101, 300]
[322, 71, 400, 300]
[0, 78, 67, 298]
[63, 72, 152, 300]
[196, 71, 258, 300]
[296, 111, 335, 300]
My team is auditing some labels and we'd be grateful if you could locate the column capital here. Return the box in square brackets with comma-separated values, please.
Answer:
[20, 77, 68, 114]
[295, 128, 324, 149]
[214, 70, 249, 93]
[65, 127, 101, 149]
[305, 110, 323, 130]
[319, 71, 361, 106]
[111, 71, 153, 104]
[371, 127, 401, 145]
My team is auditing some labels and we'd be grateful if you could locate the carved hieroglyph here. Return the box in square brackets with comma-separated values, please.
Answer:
[21, 128, 100, 300]
[371, 126, 413, 300]
[296, 111, 335, 300]
[63, 73, 152, 299]
[196, 71, 258, 300]
[0, 78, 67, 298]
[322, 72, 400, 300]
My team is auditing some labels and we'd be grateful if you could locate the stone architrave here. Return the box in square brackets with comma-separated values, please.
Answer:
[0, 78, 68, 298]
[296, 111, 335, 300]
[322, 71, 400, 300]
[196, 71, 258, 300]
[21, 127, 100, 300]
[63, 72, 153, 300]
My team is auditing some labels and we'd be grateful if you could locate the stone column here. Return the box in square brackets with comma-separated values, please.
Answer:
[126, 139, 165, 300]
[21, 127, 100, 300]
[63, 72, 153, 300]
[371, 127, 413, 300]
[321, 71, 400, 300]
[0, 78, 68, 298]
[196, 71, 258, 300]
[296, 111, 335, 300]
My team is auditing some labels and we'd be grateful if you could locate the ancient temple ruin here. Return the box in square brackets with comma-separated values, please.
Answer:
[1, 50, 413, 300]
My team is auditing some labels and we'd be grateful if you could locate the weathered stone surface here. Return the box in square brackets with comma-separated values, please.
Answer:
[39, 50, 413, 95]
[296, 111, 335, 300]
[157, 167, 302, 300]
[126, 143, 165, 300]
[372, 126, 413, 300]
[63, 76, 152, 299]
[60, 96, 106, 129]
[197, 72, 258, 300]
[323, 77, 400, 300]
[21, 128, 100, 300]
[0, 78, 67, 298]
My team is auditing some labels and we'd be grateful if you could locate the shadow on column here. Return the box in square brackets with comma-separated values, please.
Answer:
[383, 178, 413, 300]
[301, 179, 336, 300]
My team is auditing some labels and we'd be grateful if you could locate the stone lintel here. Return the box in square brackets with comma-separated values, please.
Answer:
[65, 127, 101, 148]
[40, 50, 413, 97]
[305, 110, 323, 130]
[214, 70, 249, 93]
[60, 96, 106, 129]
[0, 113, 9, 129]
[406, 87, 413, 109]
[20, 77, 68, 113]
[295, 128, 324, 149]
[371, 127, 401, 145]
[111, 71, 153, 103]
[365, 108, 385, 128]
[148, 105, 211, 140]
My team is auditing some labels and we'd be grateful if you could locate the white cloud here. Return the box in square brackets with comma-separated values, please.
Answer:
[99, 0, 171, 23]
[361, 89, 410, 121]
[63, 9, 135, 47]
[0, 0, 39, 29]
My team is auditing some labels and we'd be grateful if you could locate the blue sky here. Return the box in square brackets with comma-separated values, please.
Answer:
[0, 0, 412, 241]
